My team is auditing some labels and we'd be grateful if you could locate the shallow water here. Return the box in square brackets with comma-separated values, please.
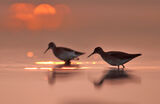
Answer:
[1, 63, 160, 104]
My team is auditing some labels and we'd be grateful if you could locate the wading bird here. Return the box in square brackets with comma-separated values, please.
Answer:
[88, 47, 141, 70]
[44, 42, 84, 65]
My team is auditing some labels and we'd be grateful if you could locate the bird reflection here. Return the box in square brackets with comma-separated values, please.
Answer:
[61, 99, 131, 104]
[47, 64, 81, 85]
[94, 68, 141, 87]
[47, 71, 56, 85]
[53, 64, 80, 69]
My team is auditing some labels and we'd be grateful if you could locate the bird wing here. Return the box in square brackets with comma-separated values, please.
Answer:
[57, 47, 85, 56]
[107, 51, 140, 59]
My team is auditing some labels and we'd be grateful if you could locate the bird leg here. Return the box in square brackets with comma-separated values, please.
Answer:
[65, 60, 71, 66]
[118, 65, 120, 70]
[122, 64, 125, 69]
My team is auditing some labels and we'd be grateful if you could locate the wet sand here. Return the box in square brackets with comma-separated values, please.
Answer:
[0, 65, 160, 104]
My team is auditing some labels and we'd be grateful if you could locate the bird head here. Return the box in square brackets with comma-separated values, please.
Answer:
[44, 42, 56, 54]
[88, 47, 103, 57]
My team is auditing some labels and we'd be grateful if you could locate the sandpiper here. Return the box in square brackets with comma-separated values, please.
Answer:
[88, 47, 142, 69]
[44, 42, 85, 65]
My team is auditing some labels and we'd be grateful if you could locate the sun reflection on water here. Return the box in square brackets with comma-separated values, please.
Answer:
[24, 61, 106, 71]
[35, 61, 105, 65]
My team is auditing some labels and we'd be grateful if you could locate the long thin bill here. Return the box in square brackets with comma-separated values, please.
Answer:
[44, 47, 50, 54]
[88, 52, 94, 58]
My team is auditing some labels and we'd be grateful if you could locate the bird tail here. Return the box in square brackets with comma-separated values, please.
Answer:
[132, 53, 142, 58]
[135, 54, 142, 57]
[75, 51, 85, 56]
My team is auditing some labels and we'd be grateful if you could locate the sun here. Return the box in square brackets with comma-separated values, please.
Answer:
[34, 4, 56, 15]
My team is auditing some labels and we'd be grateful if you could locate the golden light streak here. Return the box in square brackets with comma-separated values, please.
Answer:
[35, 61, 65, 65]
[39, 67, 52, 70]
[75, 62, 83, 64]
[24, 66, 92, 71]
[58, 67, 78, 70]
[24, 61, 107, 71]
[79, 67, 90, 69]
[24, 67, 38, 70]
[35, 61, 105, 65]
[24, 67, 52, 70]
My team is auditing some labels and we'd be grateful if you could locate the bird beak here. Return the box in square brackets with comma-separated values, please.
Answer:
[88, 52, 95, 58]
[44, 47, 50, 54]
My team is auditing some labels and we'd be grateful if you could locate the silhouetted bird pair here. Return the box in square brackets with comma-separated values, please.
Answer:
[44, 42, 142, 69]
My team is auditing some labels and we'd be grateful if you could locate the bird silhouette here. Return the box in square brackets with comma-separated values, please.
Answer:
[88, 47, 141, 69]
[44, 42, 84, 65]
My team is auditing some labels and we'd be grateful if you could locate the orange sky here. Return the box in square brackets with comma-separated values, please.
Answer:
[4, 3, 71, 30]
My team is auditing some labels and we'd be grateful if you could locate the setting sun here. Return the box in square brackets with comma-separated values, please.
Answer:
[10, 3, 34, 21]
[34, 4, 56, 15]
[8, 3, 70, 30]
